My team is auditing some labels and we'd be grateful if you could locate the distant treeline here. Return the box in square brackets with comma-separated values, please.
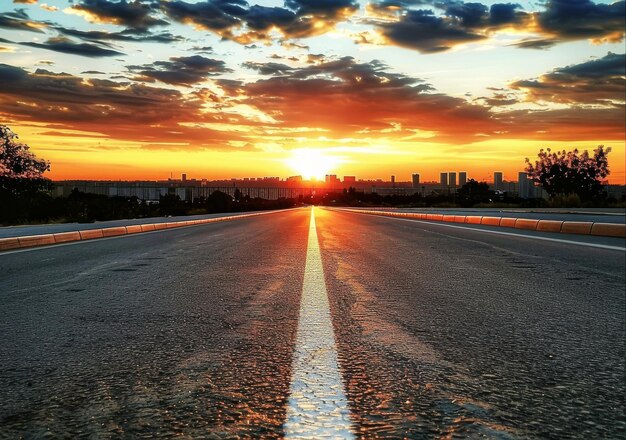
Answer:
[0, 185, 297, 225]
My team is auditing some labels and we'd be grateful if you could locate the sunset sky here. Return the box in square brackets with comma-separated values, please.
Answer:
[0, 0, 624, 183]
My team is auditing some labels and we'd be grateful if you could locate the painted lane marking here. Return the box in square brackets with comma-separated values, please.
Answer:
[334, 209, 625, 252]
[284, 208, 355, 439]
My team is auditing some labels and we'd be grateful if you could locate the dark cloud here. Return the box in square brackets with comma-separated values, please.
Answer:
[243, 61, 294, 75]
[128, 55, 232, 86]
[488, 2, 522, 25]
[55, 26, 183, 43]
[444, 1, 488, 27]
[70, 0, 168, 31]
[0, 9, 47, 33]
[510, 52, 626, 106]
[160, 0, 243, 33]
[537, 0, 625, 43]
[191, 45, 213, 53]
[161, 0, 358, 43]
[365, 1, 529, 53]
[366, 0, 624, 52]
[21, 37, 124, 57]
[373, 9, 486, 53]
[512, 38, 559, 50]
[81, 70, 106, 74]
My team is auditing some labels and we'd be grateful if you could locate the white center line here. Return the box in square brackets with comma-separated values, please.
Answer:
[284, 208, 355, 439]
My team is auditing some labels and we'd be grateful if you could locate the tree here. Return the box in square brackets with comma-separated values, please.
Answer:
[525, 146, 610, 201]
[159, 193, 187, 216]
[457, 179, 492, 206]
[206, 190, 232, 213]
[1, 125, 49, 181]
[1, 125, 51, 223]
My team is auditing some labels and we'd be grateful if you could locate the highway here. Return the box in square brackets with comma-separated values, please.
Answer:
[1, 207, 623, 239]
[1, 207, 624, 438]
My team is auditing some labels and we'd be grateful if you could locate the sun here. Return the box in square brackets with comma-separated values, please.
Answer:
[286, 148, 339, 180]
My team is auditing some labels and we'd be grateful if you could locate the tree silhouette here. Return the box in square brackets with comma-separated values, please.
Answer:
[1, 125, 51, 223]
[206, 190, 232, 213]
[1, 125, 49, 181]
[525, 147, 610, 201]
[457, 179, 492, 206]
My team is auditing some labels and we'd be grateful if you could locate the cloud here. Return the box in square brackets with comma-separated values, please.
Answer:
[240, 56, 501, 140]
[40, 3, 59, 12]
[243, 61, 295, 75]
[511, 38, 559, 50]
[13, 0, 38, 4]
[128, 55, 232, 86]
[364, 2, 528, 53]
[537, 0, 625, 44]
[191, 45, 213, 53]
[0, 9, 47, 33]
[68, 0, 168, 31]
[0, 63, 241, 145]
[161, 0, 358, 43]
[363, 0, 624, 52]
[371, 9, 486, 53]
[510, 52, 626, 106]
[21, 36, 124, 57]
[238, 55, 625, 142]
[55, 25, 183, 43]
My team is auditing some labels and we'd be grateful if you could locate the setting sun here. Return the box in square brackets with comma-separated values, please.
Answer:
[286, 149, 341, 180]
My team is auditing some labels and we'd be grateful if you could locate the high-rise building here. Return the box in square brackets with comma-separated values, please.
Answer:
[494, 172, 503, 191]
[343, 176, 356, 183]
[391, 175, 396, 187]
[440, 172, 448, 188]
[412, 173, 420, 188]
[325, 174, 340, 185]
[182, 173, 187, 182]
[459, 171, 467, 187]
[448, 172, 457, 188]
[518, 172, 533, 198]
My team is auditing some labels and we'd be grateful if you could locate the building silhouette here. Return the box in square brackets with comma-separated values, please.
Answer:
[448, 172, 457, 188]
[494, 172, 503, 191]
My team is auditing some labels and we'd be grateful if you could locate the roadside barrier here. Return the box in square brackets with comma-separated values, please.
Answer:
[0, 210, 283, 252]
[334, 208, 626, 239]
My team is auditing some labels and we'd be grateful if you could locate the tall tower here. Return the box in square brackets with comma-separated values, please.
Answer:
[494, 172, 503, 191]
[440, 172, 448, 189]
[412, 173, 420, 188]
[459, 171, 467, 187]
[448, 172, 457, 188]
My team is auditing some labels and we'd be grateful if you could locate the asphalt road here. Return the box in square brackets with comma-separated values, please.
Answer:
[0, 211, 273, 239]
[1, 208, 624, 438]
[1, 207, 623, 240]
[344, 207, 626, 224]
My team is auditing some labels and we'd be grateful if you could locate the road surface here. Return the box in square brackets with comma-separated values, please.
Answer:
[1, 207, 623, 239]
[0, 211, 271, 239]
[1, 207, 624, 438]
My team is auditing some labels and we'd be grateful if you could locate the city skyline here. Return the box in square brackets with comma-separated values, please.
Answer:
[0, 1, 625, 183]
